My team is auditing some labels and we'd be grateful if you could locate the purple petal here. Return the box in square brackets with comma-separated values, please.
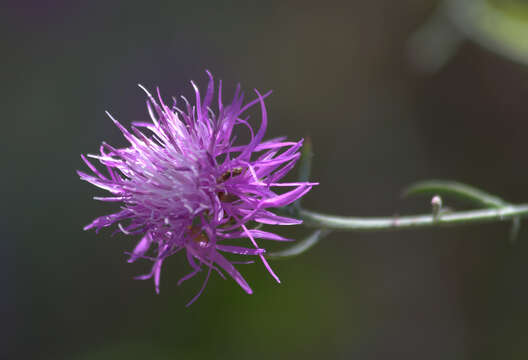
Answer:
[241, 224, 280, 283]
[177, 268, 201, 286]
[259, 185, 313, 208]
[253, 210, 303, 225]
[127, 233, 152, 263]
[186, 267, 212, 307]
[216, 245, 265, 255]
[219, 229, 293, 242]
[212, 251, 252, 294]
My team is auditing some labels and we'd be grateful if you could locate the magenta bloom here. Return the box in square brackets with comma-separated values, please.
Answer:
[78, 71, 315, 305]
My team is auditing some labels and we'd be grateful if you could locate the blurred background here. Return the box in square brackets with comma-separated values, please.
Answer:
[6, 0, 528, 359]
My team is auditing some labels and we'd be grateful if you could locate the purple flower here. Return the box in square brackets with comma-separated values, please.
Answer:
[78, 71, 315, 305]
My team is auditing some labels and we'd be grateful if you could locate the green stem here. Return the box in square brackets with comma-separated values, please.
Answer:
[298, 205, 528, 232]
[266, 229, 331, 259]
[403, 180, 506, 208]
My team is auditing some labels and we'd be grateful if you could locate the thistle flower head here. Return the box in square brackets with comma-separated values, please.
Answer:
[78, 71, 315, 305]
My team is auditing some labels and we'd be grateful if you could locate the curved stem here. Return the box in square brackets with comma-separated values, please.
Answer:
[403, 180, 506, 208]
[266, 229, 331, 260]
[298, 205, 528, 232]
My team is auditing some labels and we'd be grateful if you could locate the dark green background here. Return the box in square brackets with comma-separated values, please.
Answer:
[6, 1, 528, 359]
